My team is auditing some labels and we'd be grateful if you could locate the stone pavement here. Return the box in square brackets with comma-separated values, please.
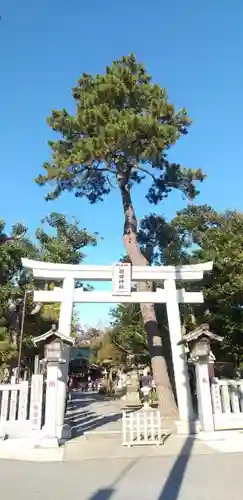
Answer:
[64, 391, 176, 438]
[64, 392, 243, 456]
[64, 434, 217, 461]
[1, 452, 243, 499]
[0, 394, 243, 500]
[64, 392, 125, 438]
[1, 392, 243, 499]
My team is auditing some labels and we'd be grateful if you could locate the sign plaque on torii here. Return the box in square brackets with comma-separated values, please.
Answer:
[22, 258, 213, 432]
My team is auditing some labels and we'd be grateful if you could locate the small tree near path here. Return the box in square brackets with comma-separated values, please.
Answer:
[36, 54, 205, 416]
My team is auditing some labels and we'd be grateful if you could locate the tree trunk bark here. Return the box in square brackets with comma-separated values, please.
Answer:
[119, 182, 177, 417]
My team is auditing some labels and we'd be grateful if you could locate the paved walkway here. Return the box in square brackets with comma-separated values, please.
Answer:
[1, 393, 243, 498]
[64, 392, 243, 458]
[64, 434, 217, 461]
[65, 392, 125, 438]
[1, 453, 243, 499]
[65, 391, 177, 438]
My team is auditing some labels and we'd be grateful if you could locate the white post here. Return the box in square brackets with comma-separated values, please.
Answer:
[56, 276, 74, 439]
[195, 361, 214, 432]
[42, 364, 58, 440]
[10, 368, 17, 384]
[34, 355, 40, 374]
[164, 279, 194, 423]
[29, 374, 44, 431]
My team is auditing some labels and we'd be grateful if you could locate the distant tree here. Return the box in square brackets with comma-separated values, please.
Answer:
[109, 205, 243, 382]
[109, 304, 148, 358]
[140, 205, 243, 365]
[171, 205, 243, 365]
[0, 220, 35, 371]
[93, 329, 124, 365]
[0, 226, 26, 245]
[0, 213, 98, 374]
[36, 54, 204, 415]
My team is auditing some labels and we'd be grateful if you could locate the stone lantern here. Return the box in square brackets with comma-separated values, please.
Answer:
[179, 323, 222, 363]
[34, 324, 74, 442]
[178, 324, 223, 433]
[34, 324, 74, 364]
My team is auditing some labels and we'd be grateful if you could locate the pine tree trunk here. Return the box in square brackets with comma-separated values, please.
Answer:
[119, 182, 177, 417]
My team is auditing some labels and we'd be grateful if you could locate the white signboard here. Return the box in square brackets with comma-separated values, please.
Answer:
[112, 263, 131, 296]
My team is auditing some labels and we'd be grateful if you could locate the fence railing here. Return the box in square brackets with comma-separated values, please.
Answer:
[211, 378, 243, 415]
[0, 375, 43, 437]
[122, 410, 167, 447]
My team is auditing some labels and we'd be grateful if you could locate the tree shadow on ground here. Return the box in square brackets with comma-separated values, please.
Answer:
[82, 437, 194, 500]
[157, 436, 194, 500]
[87, 459, 139, 500]
[86, 438, 194, 500]
[67, 409, 123, 438]
[86, 489, 115, 500]
[64, 392, 127, 439]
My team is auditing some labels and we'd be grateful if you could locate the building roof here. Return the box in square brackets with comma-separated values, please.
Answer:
[33, 324, 75, 346]
[178, 323, 223, 345]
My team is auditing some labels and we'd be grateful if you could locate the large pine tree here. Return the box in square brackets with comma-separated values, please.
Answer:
[36, 54, 204, 415]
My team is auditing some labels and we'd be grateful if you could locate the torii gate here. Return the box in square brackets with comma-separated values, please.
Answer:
[22, 258, 213, 437]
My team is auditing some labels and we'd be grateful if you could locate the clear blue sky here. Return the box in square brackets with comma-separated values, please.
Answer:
[1, 0, 243, 327]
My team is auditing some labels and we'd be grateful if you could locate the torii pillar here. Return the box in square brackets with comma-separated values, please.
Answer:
[55, 276, 74, 439]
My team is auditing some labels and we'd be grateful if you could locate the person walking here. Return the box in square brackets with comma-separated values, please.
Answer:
[67, 374, 74, 402]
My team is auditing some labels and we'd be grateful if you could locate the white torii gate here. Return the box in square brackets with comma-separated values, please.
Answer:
[22, 258, 213, 437]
